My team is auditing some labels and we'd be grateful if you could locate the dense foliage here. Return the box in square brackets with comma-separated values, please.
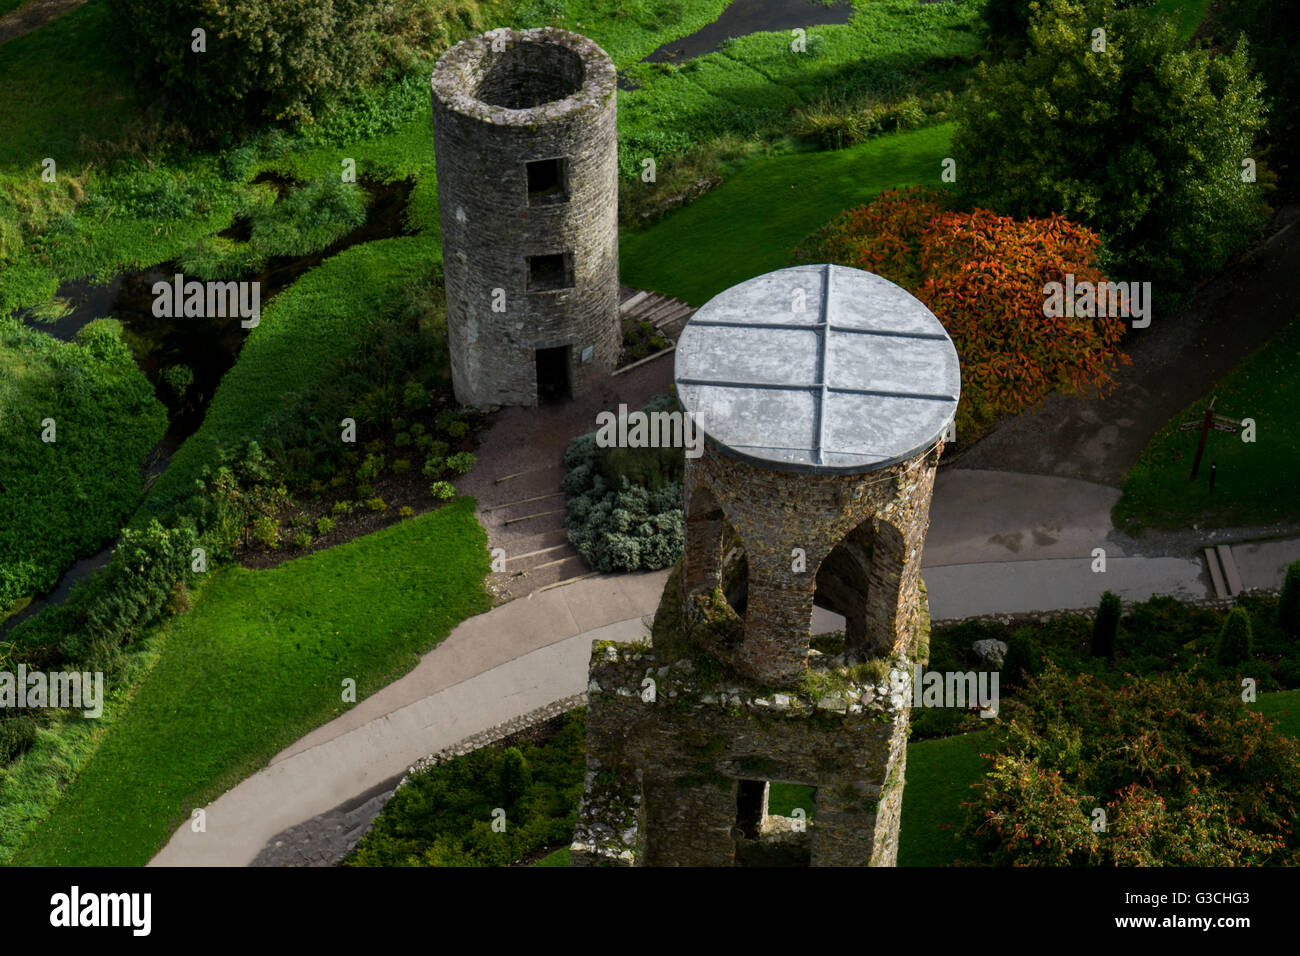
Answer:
[111, 0, 395, 141]
[346, 712, 586, 866]
[562, 394, 685, 573]
[962, 666, 1300, 865]
[1216, 0, 1299, 200]
[796, 187, 1128, 437]
[916, 592, 1300, 740]
[0, 318, 167, 617]
[953, 0, 1267, 302]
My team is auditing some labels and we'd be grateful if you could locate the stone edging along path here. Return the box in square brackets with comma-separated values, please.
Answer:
[0, 0, 87, 47]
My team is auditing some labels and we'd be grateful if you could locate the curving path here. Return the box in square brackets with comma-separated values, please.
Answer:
[148, 465, 1300, 866]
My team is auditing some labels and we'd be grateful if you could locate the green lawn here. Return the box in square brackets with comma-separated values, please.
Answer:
[1150, 0, 1212, 41]
[621, 123, 953, 304]
[9, 499, 490, 866]
[898, 729, 990, 866]
[1114, 316, 1300, 532]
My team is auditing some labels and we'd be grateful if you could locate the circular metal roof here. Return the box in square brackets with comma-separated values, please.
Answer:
[674, 264, 961, 475]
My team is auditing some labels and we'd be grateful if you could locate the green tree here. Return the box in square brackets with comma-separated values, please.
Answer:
[111, 0, 396, 142]
[953, 0, 1268, 302]
[1215, 606, 1254, 666]
[1091, 591, 1121, 659]
[497, 747, 532, 806]
[1277, 560, 1300, 640]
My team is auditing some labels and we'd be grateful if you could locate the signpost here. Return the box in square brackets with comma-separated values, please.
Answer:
[1178, 395, 1241, 481]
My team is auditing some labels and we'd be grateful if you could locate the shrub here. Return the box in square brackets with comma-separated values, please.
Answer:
[392, 459, 411, 476]
[497, 747, 533, 806]
[331, 501, 352, 517]
[796, 188, 1128, 437]
[445, 420, 470, 440]
[445, 452, 476, 475]
[402, 380, 429, 409]
[422, 456, 446, 478]
[429, 481, 456, 500]
[1279, 560, 1300, 639]
[399, 506, 414, 518]
[1215, 607, 1255, 665]
[962, 666, 1300, 865]
[251, 515, 280, 551]
[562, 397, 685, 573]
[366, 497, 387, 513]
[1092, 591, 1121, 659]
[394, 432, 412, 448]
[111, 0, 398, 142]
[315, 516, 336, 535]
[953, 0, 1268, 301]
[247, 177, 367, 258]
[293, 532, 313, 550]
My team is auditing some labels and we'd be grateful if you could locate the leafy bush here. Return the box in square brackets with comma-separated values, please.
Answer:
[1216, 606, 1254, 665]
[247, 177, 367, 258]
[293, 532, 312, 550]
[1091, 591, 1120, 659]
[1279, 560, 1300, 639]
[0, 318, 167, 616]
[792, 95, 926, 150]
[315, 516, 336, 535]
[429, 481, 455, 500]
[392, 459, 411, 476]
[367, 497, 387, 512]
[346, 712, 586, 867]
[962, 666, 1300, 865]
[796, 187, 1128, 438]
[111, 0, 398, 142]
[953, 0, 1268, 302]
[562, 395, 685, 573]
[445, 452, 476, 475]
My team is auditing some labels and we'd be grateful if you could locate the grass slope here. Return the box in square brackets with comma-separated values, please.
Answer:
[898, 729, 990, 866]
[141, 237, 438, 515]
[620, 123, 954, 304]
[1114, 316, 1300, 532]
[11, 499, 490, 866]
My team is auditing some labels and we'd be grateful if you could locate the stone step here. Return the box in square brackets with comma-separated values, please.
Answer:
[1216, 544, 1245, 596]
[1204, 547, 1229, 600]
[619, 289, 651, 314]
[636, 296, 687, 324]
[652, 302, 693, 328]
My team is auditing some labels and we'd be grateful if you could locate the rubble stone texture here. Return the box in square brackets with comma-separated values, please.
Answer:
[574, 265, 960, 866]
[431, 28, 620, 407]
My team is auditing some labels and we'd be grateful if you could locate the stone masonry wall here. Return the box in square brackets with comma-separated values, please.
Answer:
[431, 28, 620, 407]
[682, 438, 943, 686]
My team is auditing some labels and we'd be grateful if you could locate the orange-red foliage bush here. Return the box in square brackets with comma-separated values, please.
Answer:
[795, 187, 1130, 435]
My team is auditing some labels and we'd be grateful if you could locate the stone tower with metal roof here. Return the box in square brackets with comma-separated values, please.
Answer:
[571, 264, 960, 867]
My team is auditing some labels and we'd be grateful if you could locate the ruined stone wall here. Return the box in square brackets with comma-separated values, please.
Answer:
[431, 28, 620, 407]
[682, 439, 943, 686]
[571, 570, 930, 867]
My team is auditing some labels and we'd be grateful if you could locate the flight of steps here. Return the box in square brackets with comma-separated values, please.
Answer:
[478, 462, 591, 599]
[619, 288, 696, 353]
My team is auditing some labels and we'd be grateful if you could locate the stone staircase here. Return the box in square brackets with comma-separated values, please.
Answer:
[470, 288, 694, 601]
[619, 287, 696, 352]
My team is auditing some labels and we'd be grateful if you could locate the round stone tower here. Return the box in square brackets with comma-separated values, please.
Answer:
[571, 264, 962, 868]
[430, 27, 620, 408]
[675, 263, 961, 687]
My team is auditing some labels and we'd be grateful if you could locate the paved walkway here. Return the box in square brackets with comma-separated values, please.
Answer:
[148, 466, 1300, 866]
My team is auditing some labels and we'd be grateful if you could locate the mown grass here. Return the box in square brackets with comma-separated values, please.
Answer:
[1114, 316, 1300, 533]
[1151, 0, 1212, 41]
[616, 0, 979, 172]
[10, 499, 490, 866]
[897, 729, 990, 866]
[620, 123, 954, 304]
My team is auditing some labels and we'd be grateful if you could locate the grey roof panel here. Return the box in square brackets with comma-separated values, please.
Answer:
[674, 264, 961, 474]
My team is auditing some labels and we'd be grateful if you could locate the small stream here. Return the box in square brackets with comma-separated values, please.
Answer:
[1, 178, 414, 635]
[620, 0, 854, 88]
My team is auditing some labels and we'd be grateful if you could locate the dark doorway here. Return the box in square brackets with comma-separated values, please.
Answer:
[535, 345, 571, 404]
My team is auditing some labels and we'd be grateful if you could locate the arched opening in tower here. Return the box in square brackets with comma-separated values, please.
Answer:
[814, 521, 874, 653]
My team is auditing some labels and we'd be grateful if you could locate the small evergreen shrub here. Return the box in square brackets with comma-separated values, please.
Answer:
[1215, 607, 1255, 665]
[1092, 591, 1121, 659]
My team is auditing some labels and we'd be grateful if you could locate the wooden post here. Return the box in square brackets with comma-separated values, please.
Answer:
[1190, 397, 1216, 481]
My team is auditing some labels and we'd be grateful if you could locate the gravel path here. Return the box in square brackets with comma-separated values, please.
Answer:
[0, 0, 87, 47]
